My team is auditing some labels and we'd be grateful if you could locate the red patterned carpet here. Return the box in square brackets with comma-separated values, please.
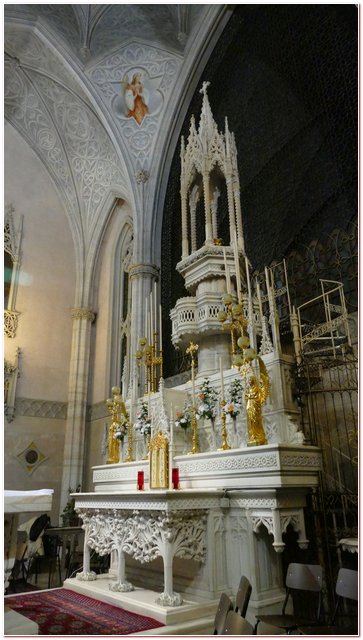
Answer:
[5, 588, 163, 635]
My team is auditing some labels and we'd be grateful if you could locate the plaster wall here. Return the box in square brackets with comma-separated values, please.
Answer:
[3, 415, 66, 524]
[4, 121, 76, 401]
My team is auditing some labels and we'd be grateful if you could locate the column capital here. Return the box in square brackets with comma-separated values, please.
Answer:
[71, 307, 96, 322]
[128, 263, 159, 280]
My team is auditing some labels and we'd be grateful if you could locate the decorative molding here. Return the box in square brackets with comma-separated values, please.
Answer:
[4, 310, 20, 338]
[135, 169, 150, 184]
[4, 348, 20, 422]
[128, 263, 159, 279]
[15, 398, 67, 419]
[87, 401, 109, 422]
[71, 308, 96, 322]
[178, 452, 278, 475]
[4, 38, 129, 236]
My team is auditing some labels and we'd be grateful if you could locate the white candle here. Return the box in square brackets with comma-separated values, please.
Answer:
[233, 230, 242, 303]
[256, 279, 263, 320]
[245, 256, 252, 300]
[170, 403, 174, 448]
[150, 291, 154, 339]
[219, 356, 225, 399]
[145, 297, 148, 339]
[154, 282, 157, 335]
[223, 248, 231, 294]
[159, 304, 163, 350]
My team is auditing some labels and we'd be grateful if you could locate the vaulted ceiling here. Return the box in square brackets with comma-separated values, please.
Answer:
[4, 4, 205, 62]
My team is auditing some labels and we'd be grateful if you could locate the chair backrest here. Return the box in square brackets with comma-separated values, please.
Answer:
[221, 610, 253, 635]
[235, 575, 252, 617]
[213, 592, 233, 635]
[330, 567, 358, 625]
[283, 563, 323, 620]
[335, 568, 358, 602]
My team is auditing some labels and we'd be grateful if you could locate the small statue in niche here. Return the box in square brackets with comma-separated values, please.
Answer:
[245, 356, 270, 446]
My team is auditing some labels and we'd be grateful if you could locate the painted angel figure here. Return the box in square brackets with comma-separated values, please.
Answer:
[123, 72, 149, 125]
[245, 356, 270, 446]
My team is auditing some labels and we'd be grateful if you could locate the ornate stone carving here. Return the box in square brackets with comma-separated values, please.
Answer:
[178, 452, 278, 475]
[4, 310, 20, 339]
[135, 169, 150, 184]
[71, 308, 96, 322]
[15, 398, 67, 419]
[4, 348, 20, 422]
[76, 506, 207, 606]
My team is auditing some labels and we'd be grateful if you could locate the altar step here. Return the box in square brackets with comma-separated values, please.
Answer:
[64, 575, 218, 634]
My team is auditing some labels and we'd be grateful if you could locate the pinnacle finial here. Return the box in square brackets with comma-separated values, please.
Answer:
[199, 80, 210, 97]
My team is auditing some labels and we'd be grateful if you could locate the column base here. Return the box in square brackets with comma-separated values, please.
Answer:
[76, 570, 97, 581]
[109, 581, 134, 592]
[155, 591, 183, 607]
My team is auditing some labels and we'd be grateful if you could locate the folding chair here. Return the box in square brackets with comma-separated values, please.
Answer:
[221, 610, 254, 635]
[298, 567, 358, 635]
[213, 592, 234, 635]
[235, 575, 252, 617]
[254, 562, 323, 634]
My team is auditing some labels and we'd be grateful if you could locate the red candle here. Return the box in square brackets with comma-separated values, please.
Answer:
[137, 471, 144, 491]
[172, 468, 180, 490]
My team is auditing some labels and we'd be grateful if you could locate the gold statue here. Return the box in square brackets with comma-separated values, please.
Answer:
[106, 386, 127, 464]
[245, 356, 270, 446]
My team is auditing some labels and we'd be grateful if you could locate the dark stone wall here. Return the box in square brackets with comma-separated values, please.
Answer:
[161, 5, 357, 377]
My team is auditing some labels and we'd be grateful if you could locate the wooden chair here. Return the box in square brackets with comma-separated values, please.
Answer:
[213, 592, 234, 635]
[221, 610, 254, 635]
[235, 575, 252, 617]
[254, 562, 323, 634]
[297, 567, 358, 635]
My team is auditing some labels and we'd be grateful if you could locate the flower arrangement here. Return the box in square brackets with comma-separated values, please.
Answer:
[224, 378, 244, 418]
[175, 405, 193, 429]
[196, 378, 218, 421]
[115, 412, 129, 440]
[134, 401, 152, 436]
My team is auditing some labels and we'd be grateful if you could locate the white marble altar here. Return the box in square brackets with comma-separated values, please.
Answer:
[65, 442, 320, 629]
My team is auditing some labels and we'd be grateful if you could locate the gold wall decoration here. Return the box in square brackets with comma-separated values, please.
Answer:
[149, 431, 169, 489]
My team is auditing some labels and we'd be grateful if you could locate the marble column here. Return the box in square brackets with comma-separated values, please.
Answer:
[60, 307, 95, 515]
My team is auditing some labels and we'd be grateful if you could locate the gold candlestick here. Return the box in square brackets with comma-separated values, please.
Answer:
[186, 342, 199, 454]
[135, 335, 163, 394]
[219, 401, 231, 451]
[125, 419, 134, 462]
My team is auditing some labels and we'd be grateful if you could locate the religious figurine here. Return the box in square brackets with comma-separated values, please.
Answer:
[245, 357, 270, 446]
[106, 387, 127, 464]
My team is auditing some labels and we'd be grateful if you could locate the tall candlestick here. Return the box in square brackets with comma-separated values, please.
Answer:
[223, 248, 231, 294]
[192, 365, 196, 407]
[219, 356, 225, 399]
[159, 304, 163, 350]
[232, 230, 242, 303]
